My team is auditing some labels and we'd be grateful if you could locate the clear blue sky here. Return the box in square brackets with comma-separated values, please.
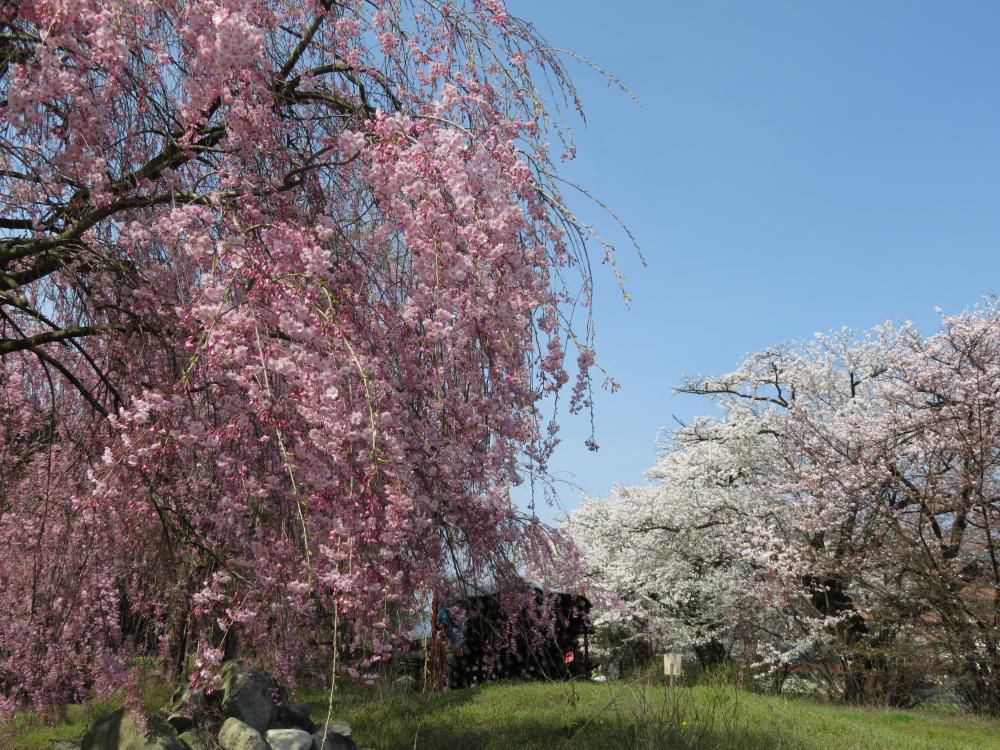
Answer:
[505, 0, 1000, 521]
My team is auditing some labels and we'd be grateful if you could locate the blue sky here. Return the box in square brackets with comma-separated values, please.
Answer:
[505, 0, 1000, 521]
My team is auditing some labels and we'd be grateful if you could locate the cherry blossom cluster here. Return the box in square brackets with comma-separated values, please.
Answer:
[570, 303, 1000, 709]
[0, 0, 612, 714]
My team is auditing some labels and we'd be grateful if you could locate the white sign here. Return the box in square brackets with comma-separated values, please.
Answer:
[663, 653, 683, 678]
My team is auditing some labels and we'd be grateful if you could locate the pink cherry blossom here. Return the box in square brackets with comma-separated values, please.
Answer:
[0, 0, 621, 714]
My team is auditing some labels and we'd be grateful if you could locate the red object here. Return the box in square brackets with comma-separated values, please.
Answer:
[564, 651, 574, 664]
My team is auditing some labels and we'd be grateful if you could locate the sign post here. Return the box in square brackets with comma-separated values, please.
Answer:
[663, 653, 683, 687]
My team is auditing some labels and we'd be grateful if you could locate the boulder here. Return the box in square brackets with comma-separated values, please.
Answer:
[176, 729, 213, 750]
[288, 703, 316, 718]
[312, 722, 358, 750]
[215, 661, 283, 734]
[168, 686, 206, 713]
[271, 704, 315, 733]
[80, 709, 187, 750]
[217, 718, 268, 750]
[165, 714, 195, 734]
[263, 728, 314, 750]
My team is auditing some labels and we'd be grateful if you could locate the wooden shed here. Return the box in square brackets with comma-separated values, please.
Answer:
[432, 581, 594, 688]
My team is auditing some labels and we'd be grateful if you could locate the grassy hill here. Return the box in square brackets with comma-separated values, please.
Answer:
[7, 678, 1000, 749]
[301, 679, 1000, 750]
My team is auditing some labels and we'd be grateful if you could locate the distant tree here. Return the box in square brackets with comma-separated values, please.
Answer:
[566, 419, 779, 670]
[572, 305, 1000, 712]
[676, 323, 926, 704]
[840, 308, 1000, 712]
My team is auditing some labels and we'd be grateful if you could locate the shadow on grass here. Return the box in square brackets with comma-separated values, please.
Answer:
[355, 714, 793, 750]
[0, 675, 174, 750]
[312, 681, 797, 750]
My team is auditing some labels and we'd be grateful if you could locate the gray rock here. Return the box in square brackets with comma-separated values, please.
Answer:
[271, 704, 315, 733]
[312, 723, 358, 750]
[263, 728, 314, 750]
[288, 703, 316, 718]
[48, 742, 82, 750]
[217, 718, 268, 750]
[80, 708, 187, 750]
[176, 729, 213, 750]
[215, 661, 283, 734]
[166, 714, 195, 734]
[168, 686, 206, 713]
[321, 722, 351, 738]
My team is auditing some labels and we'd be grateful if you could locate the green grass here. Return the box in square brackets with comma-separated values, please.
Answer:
[5, 678, 1000, 750]
[0, 678, 173, 750]
[294, 679, 1000, 750]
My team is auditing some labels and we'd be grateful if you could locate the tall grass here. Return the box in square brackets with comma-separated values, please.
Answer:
[564, 681, 792, 749]
[5, 671, 1000, 749]
[293, 676, 998, 749]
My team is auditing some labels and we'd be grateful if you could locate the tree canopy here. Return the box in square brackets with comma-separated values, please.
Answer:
[0, 0, 612, 714]
[570, 304, 1000, 712]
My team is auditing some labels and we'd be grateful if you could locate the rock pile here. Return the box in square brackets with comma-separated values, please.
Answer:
[65, 661, 358, 750]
